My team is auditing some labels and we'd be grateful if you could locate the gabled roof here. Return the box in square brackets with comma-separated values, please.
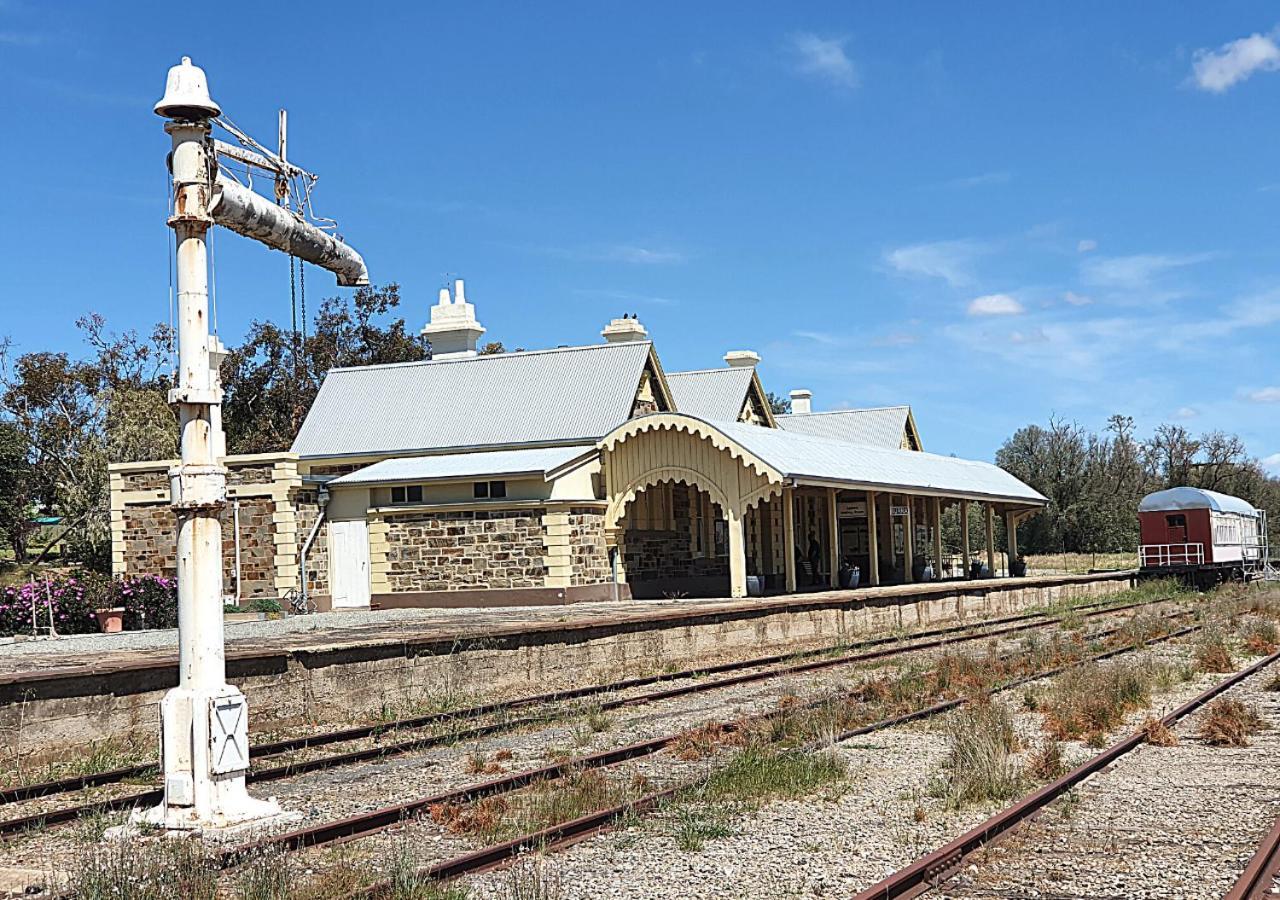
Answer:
[328, 445, 597, 486]
[292, 341, 664, 459]
[666, 367, 776, 426]
[1139, 487, 1260, 516]
[602, 413, 1046, 506]
[778, 406, 920, 450]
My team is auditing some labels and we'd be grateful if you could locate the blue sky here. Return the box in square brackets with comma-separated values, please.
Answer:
[2, 3, 1279, 469]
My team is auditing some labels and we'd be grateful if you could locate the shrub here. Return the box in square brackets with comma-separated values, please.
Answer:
[117, 575, 177, 630]
[247, 597, 282, 614]
[1198, 699, 1264, 747]
[0, 577, 99, 637]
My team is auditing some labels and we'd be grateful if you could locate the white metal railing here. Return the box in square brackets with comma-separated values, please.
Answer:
[1139, 543, 1204, 568]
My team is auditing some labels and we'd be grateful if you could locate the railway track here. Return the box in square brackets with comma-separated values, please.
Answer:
[851, 649, 1280, 900]
[0, 592, 1183, 837]
[215, 609, 1204, 890]
[1226, 814, 1280, 900]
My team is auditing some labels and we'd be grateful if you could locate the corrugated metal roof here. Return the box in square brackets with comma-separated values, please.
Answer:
[709, 418, 1045, 504]
[1139, 487, 1260, 516]
[328, 445, 597, 486]
[666, 368, 754, 422]
[777, 407, 911, 449]
[292, 342, 652, 458]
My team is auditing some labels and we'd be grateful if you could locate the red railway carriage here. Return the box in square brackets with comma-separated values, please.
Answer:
[1138, 486, 1268, 586]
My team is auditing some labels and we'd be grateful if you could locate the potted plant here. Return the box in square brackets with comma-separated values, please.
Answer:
[94, 607, 126, 633]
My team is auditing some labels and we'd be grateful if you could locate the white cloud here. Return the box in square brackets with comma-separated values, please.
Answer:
[603, 244, 684, 264]
[793, 330, 839, 345]
[1247, 386, 1280, 403]
[1263, 452, 1280, 474]
[1009, 327, 1048, 344]
[967, 293, 1025, 317]
[942, 172, 1011, 190]
[1173, 406, 1199, 420]
[1077, 239, 1098, 253]
[1190, 30, 1280, 93]
[1062, 291, 1093, 306]
[884, 239, 986, 286]
[873, 331, 919, 347]
[1080, 252, 1213, 289]
[788, 33, 858, 89]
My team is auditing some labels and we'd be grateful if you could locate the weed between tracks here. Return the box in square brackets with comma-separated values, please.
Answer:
[1198, 698, 1266, 747]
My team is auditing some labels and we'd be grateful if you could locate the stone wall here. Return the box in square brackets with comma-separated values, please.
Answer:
[118, 497, 277, 601]
[383, 507, 548, 592]
[113, 456, 291, 604]
[568, 507, 610, 586]
[622, 483, 728, 584]
[0, 572, 1139, 764]
[294, 491, 330, 597]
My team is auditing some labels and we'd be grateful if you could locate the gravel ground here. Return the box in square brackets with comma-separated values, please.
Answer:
[462, 638, 1270, 899]
[936, 662, 1280, 899]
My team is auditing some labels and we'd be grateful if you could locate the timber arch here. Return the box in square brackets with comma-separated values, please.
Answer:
[599, 414, 787, 598]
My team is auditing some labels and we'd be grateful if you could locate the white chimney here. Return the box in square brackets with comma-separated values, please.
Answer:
[790, 389, 812, 415]
[601, 315, 649, 343]
[422, 278, 486, 358]
[723, 350, 760, 368]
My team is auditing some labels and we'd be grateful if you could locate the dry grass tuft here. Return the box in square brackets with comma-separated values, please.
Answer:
[1040, 659, 1153, 743]
[671, 722, 747, 761]
[465, 751, 506, 776]
[930, 699, 1025, 809]
[1141, 718, 1178, 747]
[1193, 630, 1235, 674]
[1198, 698, 1264, 747]
[1240, 618, 1280, 655]
[1026, 740, 1067, 781]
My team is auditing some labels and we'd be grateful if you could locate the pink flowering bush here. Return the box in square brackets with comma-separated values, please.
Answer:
[0, 573, 177, 637]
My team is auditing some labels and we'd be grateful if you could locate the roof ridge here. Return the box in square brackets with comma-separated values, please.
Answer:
[779, 405, 909, 418]
[667, 367, 747, 377]
[326, 340, 650, 376]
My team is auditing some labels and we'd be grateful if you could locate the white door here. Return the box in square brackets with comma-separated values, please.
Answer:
[329, 519, 371, 609]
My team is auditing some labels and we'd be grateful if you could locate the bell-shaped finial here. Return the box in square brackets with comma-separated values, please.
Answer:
[154, 56, 221, 119]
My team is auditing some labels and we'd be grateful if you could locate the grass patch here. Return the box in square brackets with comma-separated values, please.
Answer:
[671, 807, 734, 851]
[701, 746, 846, 804]
[1040, 658, 1156, 743]
[501, 858, 561, 900]
[1026, 739, 1067, 781]
[1193, 629, 1235, 674]
[1240, 618, 1279, 655]
[69, 838, 219, 899]
[1141, 717, 1178, 747]
[1198, 698, 1265, 747]
[930, 700, 1025, 809]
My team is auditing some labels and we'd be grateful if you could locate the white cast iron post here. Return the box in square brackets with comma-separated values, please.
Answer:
[143, 57, 281, 831]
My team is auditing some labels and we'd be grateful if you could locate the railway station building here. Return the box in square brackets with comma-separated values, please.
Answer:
[110, 283, 1046, 610]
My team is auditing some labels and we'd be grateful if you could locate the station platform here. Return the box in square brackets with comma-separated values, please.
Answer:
[0, 571, 1135, 763]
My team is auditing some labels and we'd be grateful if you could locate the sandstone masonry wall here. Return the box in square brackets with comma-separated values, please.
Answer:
[383, 507, 548, 592]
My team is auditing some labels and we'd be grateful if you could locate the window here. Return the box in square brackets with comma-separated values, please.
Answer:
[391, 485, 423, 504]
[1166, 514, 1186, 528]
[474, 480, 507, 499]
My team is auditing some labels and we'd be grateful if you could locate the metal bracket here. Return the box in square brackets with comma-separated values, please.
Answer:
[169, 465, 226, 509]
[168, 386, 222, 406]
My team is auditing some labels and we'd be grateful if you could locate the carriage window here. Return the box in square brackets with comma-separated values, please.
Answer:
[1166, 514, 1186, 528]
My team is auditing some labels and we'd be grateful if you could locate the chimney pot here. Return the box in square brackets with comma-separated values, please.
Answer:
[723, 350, 760, 368]
[602, 315, 649, 343]
[422, 277, 486, 358]
[789, 389, 812, 415]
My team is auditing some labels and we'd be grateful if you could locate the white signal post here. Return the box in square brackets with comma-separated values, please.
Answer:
[144, 56, 367, 831]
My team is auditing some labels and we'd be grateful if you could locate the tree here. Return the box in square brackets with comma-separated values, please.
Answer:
[222, 283, 428, 453]
[0, 422, 34, 560]
[766, 392, 792, 416]
[0, 318, 174, 570]
[478, 342, 506, 355]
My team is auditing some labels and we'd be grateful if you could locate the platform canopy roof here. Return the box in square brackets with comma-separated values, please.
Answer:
[777, 406, 919, 450]
[603, 414, 1047, 507]
[665, 367, 757, 422]
[292, 341, 663, 459]
[327, 445, 597, 486]
[1138, 486, 1261, 516]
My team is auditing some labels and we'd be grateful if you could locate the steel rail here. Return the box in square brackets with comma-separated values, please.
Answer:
[0, 599, 1184, 839]
[220, 613, 1197, 879]
[0, 592, 1167, 809]
[852, 649, 1280, 900]
[1224, 814, 1280, 900]
[343, 622, 1208, 896]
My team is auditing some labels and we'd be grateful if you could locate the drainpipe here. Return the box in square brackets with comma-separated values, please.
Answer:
[299, 486, 329, 611]
[232, 501, 241, 605]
